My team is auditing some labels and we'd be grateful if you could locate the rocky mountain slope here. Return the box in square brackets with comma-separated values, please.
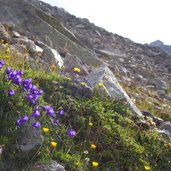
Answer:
[19, 1, 171, 92]
[150, 40, 171, 55]
[0, 0, 171, 171]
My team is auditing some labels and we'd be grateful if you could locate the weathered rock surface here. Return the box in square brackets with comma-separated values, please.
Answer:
[0, 23, 10, 42]
[12, 37, 43, 53]
[42, 47, 64, 68]
[17, 117, 42, 154]
[87, 66, 143, 116]
[43, 160, 66, 171]
[155, 121, 171, 139]
[63, 53, 89, 76]
[29, 0, 171, 102]
[0, 0, 101, 67]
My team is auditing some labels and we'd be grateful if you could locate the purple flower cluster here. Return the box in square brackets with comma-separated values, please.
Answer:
[1, 60, 77, 139]
[7, 68, 23, 85]
[5, 67, 44, 105]
[0, 60, 5, 68]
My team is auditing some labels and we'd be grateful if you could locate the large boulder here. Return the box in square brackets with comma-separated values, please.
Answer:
[42, 47, 64, 68]
[87, 66, 143, 117]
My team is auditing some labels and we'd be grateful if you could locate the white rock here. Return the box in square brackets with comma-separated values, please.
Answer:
[42, 47, 64, 69]
[87, 66, 143, 117]
[51, 48, 64, 68]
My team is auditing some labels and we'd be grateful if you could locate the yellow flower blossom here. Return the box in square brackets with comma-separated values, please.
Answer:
[91, 144, 97, 149]
[5, 43, 9, 47]
[51, 141, 57, 148]
[89, 122, 93, 126]
[42, 127, 49, 133]
[50, 63, 56, 71]
[67, 77, 72, 81]
[92, 161, 99, 167]
[144, 165, 150, 171]
[5, 48, 10, 53]
[61, 65, 65, 69]
[98, 83, 103, 87]
[167, 143, 171, 147]
[80, 82, 85, 86]
[0, 39, 4, 44]
[73, 67, 81, 73]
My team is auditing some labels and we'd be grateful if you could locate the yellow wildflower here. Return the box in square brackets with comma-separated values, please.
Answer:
[0, 39, 4, 44]
[144, 165, 150, 171]
[5, 48, 10, 53]
[67, 77, 72, 81]
[61, 65, 65, 69]
[50, 63, 56, 71]
[89, 122, 93, 126]
[73, 67, 81, 73]
[167, 143, 171, 147]
[80, 82, 85, 86]
[50, 141, 57, 148]
[92, 161, 99, 167]
[5, 43, 9, 47]
[4, 54, 9, 59]
[91, 144, 97, 149]
[98, 83, 103, 87]
[42, 127, 49, 133]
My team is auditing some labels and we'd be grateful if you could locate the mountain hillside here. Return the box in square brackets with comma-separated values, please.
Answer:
[29, 0, 171, 89]
[0, 0, 171, 171]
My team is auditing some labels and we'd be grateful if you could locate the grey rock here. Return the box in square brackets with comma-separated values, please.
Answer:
[160, 121, 171, 134]
[157, 129, 171, 139]
[147, 79, 167, 90]
[17, 117, 43, 153]
[87, 66, 143, 117]
[11, 31, 21, 38]
[43, 160, 66, 171]
[156, 90, 166, 98]
[75, 32, 94, 50]
[155, 121, 171, 139]
[2, 21, 15, 31]
[36, 40, 47, 49]
[142, 110, 164, 126]
[64, 53, 89, 76]
[12, 37, 40, 53]
[42, 47, 64, 68]
[0, 23, 10, 43]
